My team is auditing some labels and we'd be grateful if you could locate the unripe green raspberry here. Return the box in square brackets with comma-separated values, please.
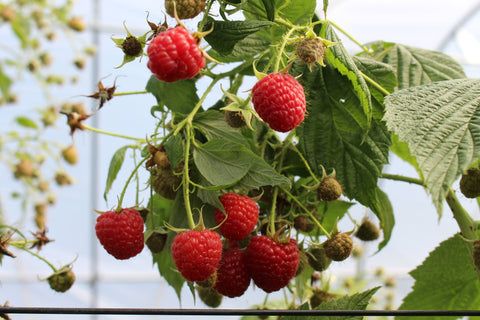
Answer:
[197, 286, 223, 308]
[296, 38, 325, 67]
[165, 0, 206, 20]
[307, 246, 331, 271]
[294, 215, 316, 233]
[47, 268, 76, 292]
[460, 169, 480, 198]
[323, 232, 353, 262]
[149, 166, 181, 200]
[318, 176, 342, 201]
[355, 218, 380, 241]
[224, 110, 246, 128]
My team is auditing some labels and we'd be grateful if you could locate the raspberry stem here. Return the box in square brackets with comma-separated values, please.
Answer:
[113, 90, 148, 96]
[360, 71, 391, 96]
[115, 156, 148, 211]
[327, 20, 370, 54]
[83, 124, 145, 142]
[7, 235, 58, 272]
[281, 187, 331, 238]
[182, 125, 196, 230]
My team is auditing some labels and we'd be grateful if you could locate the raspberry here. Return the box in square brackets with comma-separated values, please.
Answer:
[47, 267, 75, 293]
[460, 169, 480, 198]
[95, 208, 145, 260]
[149, 166, 182, 200]
[355, 218, 380, 241]
[213, 248, 251, 298]
[307, 246, 331, 271]
[251, 73, 306, 132]
[245, 235, 300, 293]
[165, 0, 206, 20]
[473, 240, 480, 270]
[317, 176, 343, 201]
[197, 286, 223, 308]
[147, 27, 205, 83]
[294, 215, 315, 233]
[171, 230, 222, 282]
[61, 145, 78, 165]
[296, 37, 326, 67]
[323, 232, 353, 262]
[214, 193, 259, 241]
[224, 110, 246, 128]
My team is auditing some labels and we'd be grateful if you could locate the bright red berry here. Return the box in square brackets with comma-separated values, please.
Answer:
[214, 193, 259, 241]
[147, 26, 205, 83]
[213, 248, 251, 298]
[245, 235, 300, 293]
[95, 208, 145, 260]
[251, 73, 306, 132]
[171, 230, 222, 282]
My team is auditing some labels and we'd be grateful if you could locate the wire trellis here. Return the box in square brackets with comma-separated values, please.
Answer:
[1, 307, 480, 317]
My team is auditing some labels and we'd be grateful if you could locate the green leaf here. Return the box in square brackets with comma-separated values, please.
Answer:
[193, 139, 253, 187]
[261, 0, 275, 21]
[390, 133, 421, 174]
[208, 33, 271, 62]
[353, 56, 396, 119]
[145, 76, 199, 115]
[398, 234, 480, 320]
[103, 146, 129, 200]
[164, 134, 184, 170]
[317, 200, 354, 235]
[193, 110, 250, 146]
[293, 62, 390, 213]
[384, 79, 480, 214]
[15, 117, 38, 129]
[276, 0, 316, 25]
[11, 14, 30, 49]
[235, 155, 291, 190]
[281, 287, 379, 320]
[153, 249, 185, 301]
[366, 41, 466, 90]
[321, 24, 372, 127]
[373, 187, 395, 252]
[203, 20, 273, 56]
[0, 64, 12, 98]
[145, 194, 173, 231]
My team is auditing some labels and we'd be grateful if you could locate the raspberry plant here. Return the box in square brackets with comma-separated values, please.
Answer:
[3, 0, 480, 315]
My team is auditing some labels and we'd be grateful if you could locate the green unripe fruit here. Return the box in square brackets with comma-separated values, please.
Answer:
[47, 268, 76, 292]
[323, 232, 353, 262]
[318, 176, 343, 201]
[197, 286, 223, 308]
[307, 246, 331, 271]
[460, 169, 480, 198]
[165, 0, 206, 20]
[355, 218, 380, 241]
[62, 145, 78, 165]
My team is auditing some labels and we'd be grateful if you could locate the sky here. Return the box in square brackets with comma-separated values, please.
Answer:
[1, 0, 480, 319]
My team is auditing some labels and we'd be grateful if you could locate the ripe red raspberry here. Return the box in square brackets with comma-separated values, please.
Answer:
[95, 208, 145, 260]
[214, 193, 259, 241]
[213, 248, 251, 298]
[147, 27, 205, 83]
[171, 230, 222, 282]
[251, 73, 306, 132]
[245, 235, 300, 293]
